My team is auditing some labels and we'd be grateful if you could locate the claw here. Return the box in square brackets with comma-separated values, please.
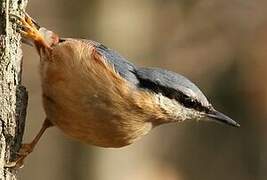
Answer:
[5, 119, 53, 168]
[9, 12, 50, 49]
[16, 9, 40, 29]
[25, 12, 40, 29]
[4, 143, 34, 168]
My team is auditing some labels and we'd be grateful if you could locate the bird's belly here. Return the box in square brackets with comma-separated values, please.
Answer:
[42, 91, 153, 148]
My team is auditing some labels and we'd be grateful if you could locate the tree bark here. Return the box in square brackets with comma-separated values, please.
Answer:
[0, 0, 28, 179]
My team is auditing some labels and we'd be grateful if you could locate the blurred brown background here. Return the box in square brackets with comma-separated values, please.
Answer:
[19, 0, 267, 180]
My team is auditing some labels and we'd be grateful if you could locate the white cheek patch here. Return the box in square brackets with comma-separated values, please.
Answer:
[155, 93, 204, 122]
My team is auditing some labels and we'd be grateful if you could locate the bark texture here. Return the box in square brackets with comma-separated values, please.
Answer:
[0, 0, 28, 179]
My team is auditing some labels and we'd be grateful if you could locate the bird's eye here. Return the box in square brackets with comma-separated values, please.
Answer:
[177, 94, 204, 111]
[181, 96, 197, 108]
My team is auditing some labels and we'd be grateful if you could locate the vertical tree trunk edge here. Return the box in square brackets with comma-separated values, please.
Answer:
[0, 0, 28, 179]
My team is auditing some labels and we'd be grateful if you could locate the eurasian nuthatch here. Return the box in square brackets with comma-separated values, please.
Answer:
[10, 13, 239, 166]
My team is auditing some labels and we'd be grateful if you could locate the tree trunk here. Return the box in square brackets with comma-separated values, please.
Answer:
[0, 0, 28, 179]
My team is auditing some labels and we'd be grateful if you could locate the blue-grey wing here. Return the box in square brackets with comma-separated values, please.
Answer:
[93, 41, 139, 85]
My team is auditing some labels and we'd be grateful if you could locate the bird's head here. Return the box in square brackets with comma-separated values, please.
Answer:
[137, 68, 240, 127]
[154, 90, 240, 127]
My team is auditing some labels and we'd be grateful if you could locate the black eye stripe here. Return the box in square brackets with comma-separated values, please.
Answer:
[179, 94, 201, 110]
[138, 79, 208, 112]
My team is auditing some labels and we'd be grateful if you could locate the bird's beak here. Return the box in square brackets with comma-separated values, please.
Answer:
[206, 109, 240, 127]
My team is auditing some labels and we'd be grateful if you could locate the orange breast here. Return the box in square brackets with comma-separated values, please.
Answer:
[39, 39, 161, 147]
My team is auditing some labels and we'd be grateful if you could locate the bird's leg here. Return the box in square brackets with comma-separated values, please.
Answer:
[6, 118, 53, 168]
[10, 12, 51, 49]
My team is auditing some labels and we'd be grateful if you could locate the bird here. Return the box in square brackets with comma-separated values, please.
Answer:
[10, 13, 239, 167]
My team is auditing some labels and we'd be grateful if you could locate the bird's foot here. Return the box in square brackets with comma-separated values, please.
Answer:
[10, 12, 51, 49]
[5, 119, 52, 168]
[5, 143, 34, 169]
